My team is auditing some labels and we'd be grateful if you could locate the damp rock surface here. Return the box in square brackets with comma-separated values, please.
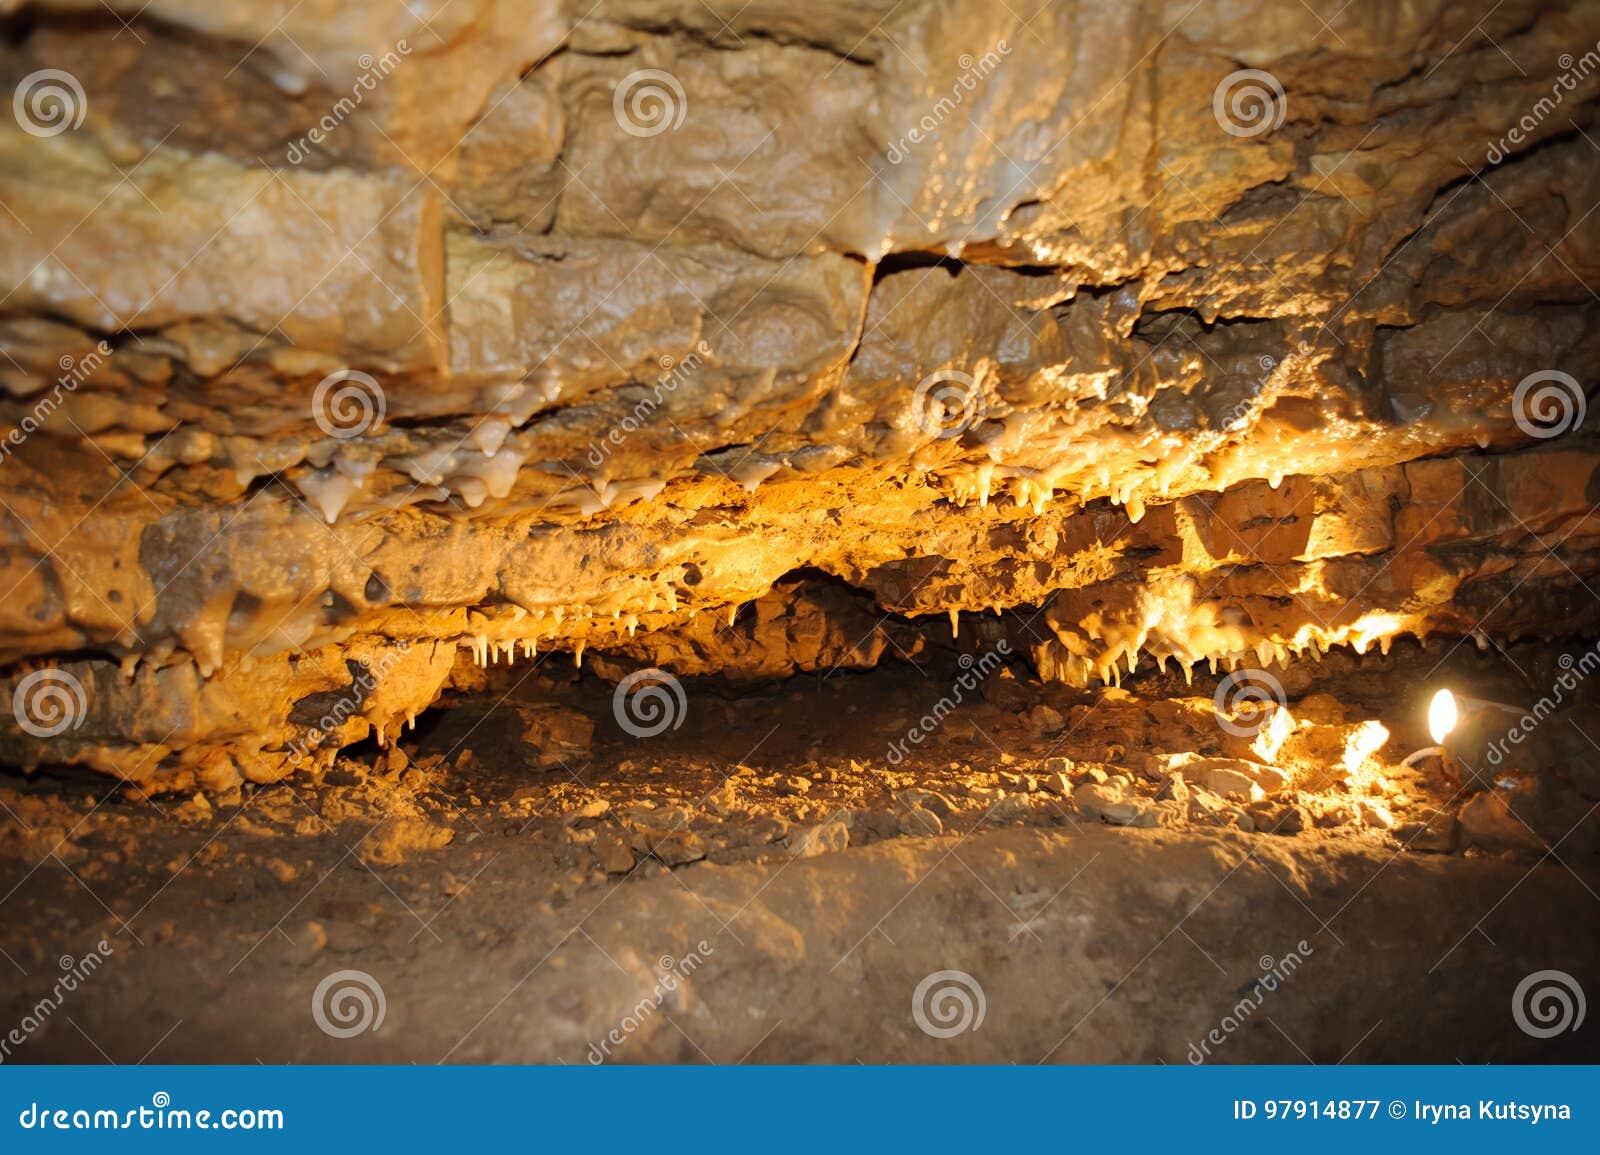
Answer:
[0, 1, 1597, 784]
[2, 654, 1596, 1063]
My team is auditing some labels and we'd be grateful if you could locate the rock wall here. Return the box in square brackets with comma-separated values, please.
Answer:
[1, 0, 1598, 788]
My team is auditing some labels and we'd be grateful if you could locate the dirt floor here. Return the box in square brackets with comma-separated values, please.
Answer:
[2, 641, 1598, 1063]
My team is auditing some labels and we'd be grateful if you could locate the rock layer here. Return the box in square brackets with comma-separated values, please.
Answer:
[1, 0, 1598, 787]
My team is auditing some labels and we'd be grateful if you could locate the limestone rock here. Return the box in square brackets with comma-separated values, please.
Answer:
[0, 0, 1597, 785]
[1458, 793, 1543, 853]
[1074, 783, 1141, 825]
[788, 821, 850, 859]
[1356, 800, 1397, 831]
[360, 817, 455, 868]
[593, 830, 636, 875]
[898, 807, 944, 837]
[986, 795, 1034, 823]
[896, 788, 957, 819]
[650, 831, 707, 868]
[517, 705, 595, 771]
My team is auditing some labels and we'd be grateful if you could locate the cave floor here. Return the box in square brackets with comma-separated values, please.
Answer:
[2, 647, 1598, 1063]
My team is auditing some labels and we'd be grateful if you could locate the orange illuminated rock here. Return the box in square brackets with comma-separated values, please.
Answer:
[0, 0, 1597, 786]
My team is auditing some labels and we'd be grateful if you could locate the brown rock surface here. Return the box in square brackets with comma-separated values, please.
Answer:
[0, 0, 1598, 786]
[1, 638, 1596, 1062]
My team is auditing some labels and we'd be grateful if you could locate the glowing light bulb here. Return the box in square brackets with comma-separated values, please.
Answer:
[1428, 689, 1459, 745]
